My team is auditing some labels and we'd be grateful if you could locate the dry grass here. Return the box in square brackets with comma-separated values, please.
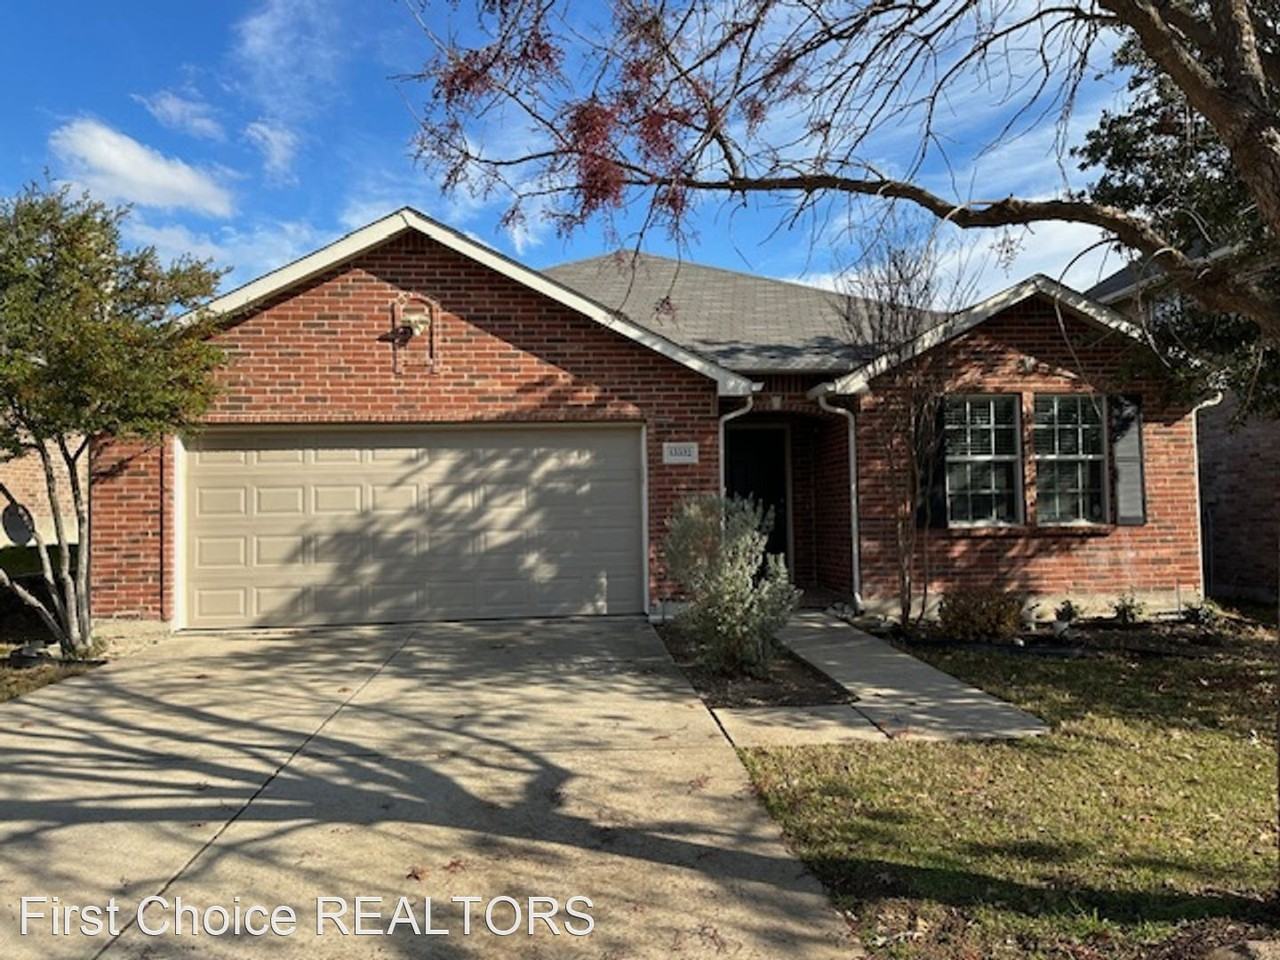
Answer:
[744, 611, 1278, 958]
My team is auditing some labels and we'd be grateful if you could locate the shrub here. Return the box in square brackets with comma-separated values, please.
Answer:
[1054, 599, 1080, 623]
[937, 588, 1024, 643]
[1183, 601, 1220, 627]
[1113, 591, 1146, 626]
[663, 495, 800, 676]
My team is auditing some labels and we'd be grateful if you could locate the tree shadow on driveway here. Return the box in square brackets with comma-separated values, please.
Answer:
[0, 619, 854, 959]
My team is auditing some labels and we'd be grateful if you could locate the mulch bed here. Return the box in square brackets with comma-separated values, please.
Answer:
[654, 622, 852, 708]
[867, 612, 1272, 661]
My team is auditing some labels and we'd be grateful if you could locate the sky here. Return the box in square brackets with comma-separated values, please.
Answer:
[1, 1, 1132, 301]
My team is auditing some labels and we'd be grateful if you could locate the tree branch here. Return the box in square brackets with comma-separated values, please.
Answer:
[0, 567, 66, 646]
[649, 169, 1280, 332]
[0, 479, 67, 624]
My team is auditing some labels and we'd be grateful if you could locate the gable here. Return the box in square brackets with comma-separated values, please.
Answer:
[192, 208, 756, 396]
[813, 275, 1146, 396]
[204, 232, 726, 423]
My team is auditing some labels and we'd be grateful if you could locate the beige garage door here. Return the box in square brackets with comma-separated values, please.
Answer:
[183, 425, 645, 628]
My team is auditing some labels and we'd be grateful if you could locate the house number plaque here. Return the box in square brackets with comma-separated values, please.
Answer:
[662, 442, 699, 465]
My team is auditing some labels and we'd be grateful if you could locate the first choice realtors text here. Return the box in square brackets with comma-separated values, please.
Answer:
[19, 895, 596, 938]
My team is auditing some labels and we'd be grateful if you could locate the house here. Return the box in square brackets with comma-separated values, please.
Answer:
[0, 443, 85, 550]
[89, 209, 1206, 630]
[1088, 264, 1279, 603]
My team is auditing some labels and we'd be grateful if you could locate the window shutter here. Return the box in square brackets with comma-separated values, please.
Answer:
[916, 403, 949, 529]
[1110, 394, 1146, 525]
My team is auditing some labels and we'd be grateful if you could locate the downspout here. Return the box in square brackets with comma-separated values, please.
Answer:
[718, 394, 755, 494]
[1191, 391, 1224, 604]
[817, 388, 864, 610]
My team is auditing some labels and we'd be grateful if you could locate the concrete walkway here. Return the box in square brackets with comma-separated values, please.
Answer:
[715, 614, 1047, 746]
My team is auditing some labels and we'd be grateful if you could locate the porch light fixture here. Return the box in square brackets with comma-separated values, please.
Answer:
[380, 295, 440, 373]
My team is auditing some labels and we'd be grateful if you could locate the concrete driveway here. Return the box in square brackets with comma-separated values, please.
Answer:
[0, 619, 855, 958]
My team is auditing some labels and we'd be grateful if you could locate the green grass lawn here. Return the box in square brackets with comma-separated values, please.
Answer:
[743, 616, 1278, 959]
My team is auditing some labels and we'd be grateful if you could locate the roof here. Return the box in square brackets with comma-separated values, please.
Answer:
[193, 207, 1129, 392]
[1085, 262, 1142, 304]
[544, 253, 928, 373]
[817, 274, 1147, 396]
[1087, 245, 1230, 305]
[191, 208, 756, 397]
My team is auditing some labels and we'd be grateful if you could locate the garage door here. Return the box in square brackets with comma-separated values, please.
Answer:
[182, 425, 645, 628]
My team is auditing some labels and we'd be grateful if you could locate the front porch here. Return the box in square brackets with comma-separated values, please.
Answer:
[722, 379, 855, 602]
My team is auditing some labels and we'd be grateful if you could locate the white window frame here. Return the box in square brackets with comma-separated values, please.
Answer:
[943, 394, 1024, 528]
[1032, 393, 1111, 527]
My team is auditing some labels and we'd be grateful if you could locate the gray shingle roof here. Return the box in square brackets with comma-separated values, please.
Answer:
[543, 252, 899, 374]
[1086, 263, 1140, 303]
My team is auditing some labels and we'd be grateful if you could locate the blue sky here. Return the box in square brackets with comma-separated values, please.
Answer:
[1, 1, 1128, 299]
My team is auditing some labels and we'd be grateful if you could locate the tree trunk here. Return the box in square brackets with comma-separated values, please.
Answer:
[59, 437, 92, 645]
[34, 441, 84, 655]
[0, 478, 66, 627]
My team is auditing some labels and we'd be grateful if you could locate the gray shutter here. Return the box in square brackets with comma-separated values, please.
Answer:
[916, 403, 949, 529]
[1110, 394, 1146, 525]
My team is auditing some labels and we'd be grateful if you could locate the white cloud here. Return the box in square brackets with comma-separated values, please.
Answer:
[338, 167, 492, 235]
[931, 220, 1116, 302]
[124, 220, 228, 262]
[780, 271, 844, 292]
[233, 0, 344, 120]
[505, 192, 554, 256]
[124, 216, 331, 288]
[50, 118, 234, 217]
[781, 219, 1117, 308]
[133, 90, 224, 140]
[245, 120, 300, 181]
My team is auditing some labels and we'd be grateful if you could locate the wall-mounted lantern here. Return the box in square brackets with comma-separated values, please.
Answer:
[380, 295, 439, 374]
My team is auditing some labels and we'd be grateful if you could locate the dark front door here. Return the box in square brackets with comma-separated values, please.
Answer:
[725, 427, 789, 562]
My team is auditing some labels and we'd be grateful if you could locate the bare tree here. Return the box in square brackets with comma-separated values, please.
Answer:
[410, 0, 1280, 341]
[844, 222, 976, 626]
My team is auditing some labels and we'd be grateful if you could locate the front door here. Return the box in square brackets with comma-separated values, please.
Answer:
[725, 426, 790, 563]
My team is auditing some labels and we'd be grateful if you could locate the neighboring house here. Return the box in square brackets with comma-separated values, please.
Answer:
[90, 209, 1205, 630]
[0, 442, 85, 549]
[1088, 264, 1280, 603]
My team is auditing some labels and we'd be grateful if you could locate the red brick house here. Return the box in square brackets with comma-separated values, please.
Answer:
[89, 209, 1206, 630]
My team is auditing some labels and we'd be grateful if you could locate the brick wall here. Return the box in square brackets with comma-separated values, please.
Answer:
[90, 231, 721, 620]
[90, 438, 173, 619]
[856, 298, 1203, 612]
[1197, 393, 1280, 602]
[814, 407, 853, 595]
[0, 441, 86, 546]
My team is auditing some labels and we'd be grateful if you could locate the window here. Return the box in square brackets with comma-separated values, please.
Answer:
[943, 396, 1021, 525]
[1034, 394, 1107, 524]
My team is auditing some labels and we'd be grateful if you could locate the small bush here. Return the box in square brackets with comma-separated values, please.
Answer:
[1113, 591, 1146, 626]
[1183, 600, 1220, 627]
[938, 588, 1024, 643]
[663, 495, 801, 676]
[1054, 599, 1080, 623]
